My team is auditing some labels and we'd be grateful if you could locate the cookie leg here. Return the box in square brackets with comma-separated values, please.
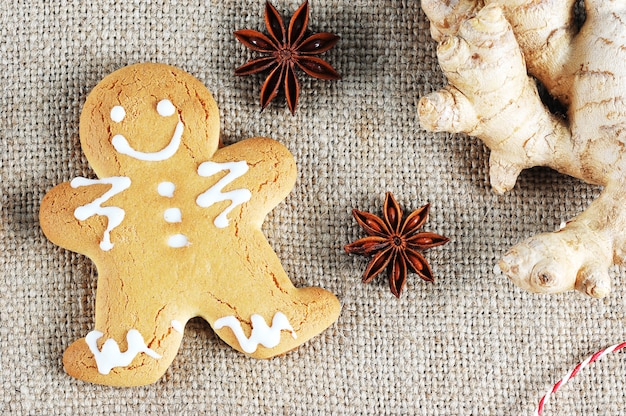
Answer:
[208, 286, 340, 359]
[63, 276, 185, 386]
[198, 232, 341, 359]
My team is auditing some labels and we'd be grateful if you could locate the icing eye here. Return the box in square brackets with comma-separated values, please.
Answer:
[110, 106, 126, 123]
[157, 99, 176, 117]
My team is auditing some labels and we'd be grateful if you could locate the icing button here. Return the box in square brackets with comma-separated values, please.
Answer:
[164, 207, 182, 223]
[168, 234, 189, 248]
[157, 182, 175, 198]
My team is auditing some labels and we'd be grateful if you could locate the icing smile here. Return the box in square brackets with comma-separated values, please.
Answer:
[111, 119, 183, 162]
[110, 99, 184, 162]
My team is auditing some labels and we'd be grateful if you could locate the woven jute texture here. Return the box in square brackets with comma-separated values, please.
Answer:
[3, 1, 626, 415]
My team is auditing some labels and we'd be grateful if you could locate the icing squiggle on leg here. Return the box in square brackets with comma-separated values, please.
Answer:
[214, 312, 297, 354]
[85, 329, 162, 375]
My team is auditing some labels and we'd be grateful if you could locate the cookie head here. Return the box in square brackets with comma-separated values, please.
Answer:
[79, 63, 220, 177]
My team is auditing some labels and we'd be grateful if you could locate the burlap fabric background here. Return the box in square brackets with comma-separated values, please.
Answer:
[3, 1, 626, 415]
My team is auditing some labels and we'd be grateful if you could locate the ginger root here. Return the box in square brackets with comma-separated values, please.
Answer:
[419, 1, 626, 297]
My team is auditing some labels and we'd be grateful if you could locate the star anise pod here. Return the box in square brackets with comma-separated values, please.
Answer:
[344, 193, 450, 298]
[234, 0, 341, 114]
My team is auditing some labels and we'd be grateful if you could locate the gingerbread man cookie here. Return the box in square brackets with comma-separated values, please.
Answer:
[40, 63, 341, 386]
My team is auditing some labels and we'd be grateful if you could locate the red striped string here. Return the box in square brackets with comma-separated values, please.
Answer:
[535, 341, 626, 415]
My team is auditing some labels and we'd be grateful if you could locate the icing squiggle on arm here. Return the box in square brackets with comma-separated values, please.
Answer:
[85, 329, 162, 375]
[196, 161, 252, 228]
[214, 312, 297, 354]
[71, 176, 131, 251]
[171, 320, 184, 334]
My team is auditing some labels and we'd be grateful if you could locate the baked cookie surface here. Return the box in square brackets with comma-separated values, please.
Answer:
[40, 62, 341, 386]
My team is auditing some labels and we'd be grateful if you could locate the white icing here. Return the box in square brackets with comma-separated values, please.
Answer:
[111, 118, 184, 162]
[157, 181, 176, 197]
[196, 161, 252, 228]
[164, 207, 182, 223]
[85, 329, 161, 375]
[71, 176, 131, 251]
[157, 99, 176, 117]
[168, 233, 189, 248]
[110, 106, 125, 123]
[171, 320, 184, 334]
[214, 312, 297, 354]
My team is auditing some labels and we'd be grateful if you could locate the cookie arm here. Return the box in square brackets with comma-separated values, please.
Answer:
[209, 137, 297, 226]
[40, 182, 113, 255]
